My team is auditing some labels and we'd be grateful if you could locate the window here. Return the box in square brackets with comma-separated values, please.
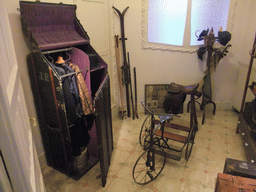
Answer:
[142, 0, 233, 52]
[148, 0, 188, 46]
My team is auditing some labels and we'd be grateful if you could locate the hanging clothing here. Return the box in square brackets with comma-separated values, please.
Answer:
[69, 118, 90, 156]
[69, 48, 91, 98]
[52, 62, 83, 125]
[69, 62, 93, 115]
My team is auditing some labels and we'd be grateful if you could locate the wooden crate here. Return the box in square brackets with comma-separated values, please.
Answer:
[215, 173, 256, 192]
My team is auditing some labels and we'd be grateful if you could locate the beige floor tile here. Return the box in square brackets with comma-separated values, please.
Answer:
[228, 140, 245, 153]
[205, 172, 218, 189]
[194, 137, 211, 148]
[207, 149, 228, 163]
[228, 148, 247, 161]
[106, 178, 133, 192]
[195, 128, 211, 139]
[56, 181, 92, 192]
[226, 132, 243, 146]
[211, 125, 228, 134]
[186, 156, 208, 171]
[190, 145, 209, 160]
[208, 140, 228, 152]
[131, 143, 144, 154]
[116, 152, 142, 182]
[209, 132, 228, 142]
[183, 167, 206, 184]
[108, 149, 131, 175]
[204, 187, 215, 192]
[115, 136, 138, 152]
[116, 164, 135, 183]
[156, 176, 182, 191]
[111, 148, 131, 164]
[206, 159, 225, 175]
[162, 160, 185, 180]
[129, 185, 154, 192]
[180, 178, 205, 192]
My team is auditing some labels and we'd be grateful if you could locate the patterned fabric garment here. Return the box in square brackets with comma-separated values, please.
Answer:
[69, 62, 93, 115]
[53, 63, 84, 125]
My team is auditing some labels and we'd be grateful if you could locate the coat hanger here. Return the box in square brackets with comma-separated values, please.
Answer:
[46, 54, 54, 64]
[65, 50, 71, 63]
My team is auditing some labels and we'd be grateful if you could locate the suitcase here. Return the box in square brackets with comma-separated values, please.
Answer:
[215, 173, 256, 192]
[223, 158, 256, 179]
[19, 1, 113, 187]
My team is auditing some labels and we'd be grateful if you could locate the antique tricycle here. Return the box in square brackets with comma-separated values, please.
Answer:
[132, 82, 200, 185]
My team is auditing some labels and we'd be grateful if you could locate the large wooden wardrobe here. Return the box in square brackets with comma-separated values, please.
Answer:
[19, 1, 113, 187]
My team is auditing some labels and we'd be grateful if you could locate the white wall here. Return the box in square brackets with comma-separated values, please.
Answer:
[3, 0, 256, 166]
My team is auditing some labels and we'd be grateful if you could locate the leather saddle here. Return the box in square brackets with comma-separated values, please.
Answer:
[163, 82, 199, 114]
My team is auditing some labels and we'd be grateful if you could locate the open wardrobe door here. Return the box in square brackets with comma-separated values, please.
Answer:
[95, 74, 113, 187]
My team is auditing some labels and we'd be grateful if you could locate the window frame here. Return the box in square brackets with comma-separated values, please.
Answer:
[141, 0, 237, 53]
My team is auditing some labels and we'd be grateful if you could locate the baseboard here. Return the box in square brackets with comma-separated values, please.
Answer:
[184, 101, 233, 111]
[111, 104, 121, 119]
[38, 152, 47, 169]
[111, 101, 233, 118]
[212, 101, 233, 111]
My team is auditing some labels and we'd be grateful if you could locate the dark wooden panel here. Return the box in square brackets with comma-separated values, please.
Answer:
[238, 114, 256, 164]
[95, 74, 113, 187]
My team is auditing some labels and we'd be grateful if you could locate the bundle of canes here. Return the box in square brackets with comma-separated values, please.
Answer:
[113, 6, 135, 119]
[114, 35, 126, 118]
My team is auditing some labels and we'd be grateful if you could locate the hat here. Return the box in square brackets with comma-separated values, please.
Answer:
[218, 31, 231, 46]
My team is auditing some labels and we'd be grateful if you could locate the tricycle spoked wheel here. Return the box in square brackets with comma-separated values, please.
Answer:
[139, 115, 151, 148]
[185, 125, 196, 161]
[132, 147, 166, 185]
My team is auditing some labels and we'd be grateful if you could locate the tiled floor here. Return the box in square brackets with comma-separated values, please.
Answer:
[42, 109, 246, 192]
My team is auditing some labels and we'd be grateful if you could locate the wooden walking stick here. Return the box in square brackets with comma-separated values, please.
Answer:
[114, 35, 125, 118]
[127, 52, 135, 119]
[134, 67, 139, 119]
